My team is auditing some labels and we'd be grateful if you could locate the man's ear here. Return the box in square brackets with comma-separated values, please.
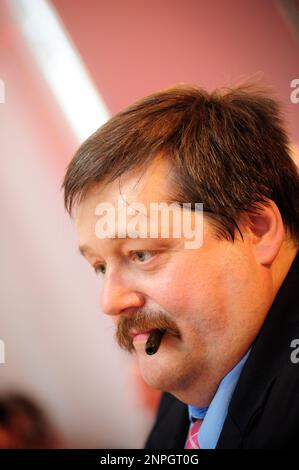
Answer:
[239, 200, 284, 266]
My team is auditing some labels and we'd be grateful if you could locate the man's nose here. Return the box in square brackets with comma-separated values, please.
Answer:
[100, 270, 145, 317]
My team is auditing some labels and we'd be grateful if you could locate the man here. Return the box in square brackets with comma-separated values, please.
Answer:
[62, 84, 299, 448]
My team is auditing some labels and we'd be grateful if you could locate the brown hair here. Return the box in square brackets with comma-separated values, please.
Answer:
[62, 83, 299, 242]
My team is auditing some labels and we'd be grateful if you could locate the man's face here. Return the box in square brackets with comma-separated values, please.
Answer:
[76, 157, 270, 405]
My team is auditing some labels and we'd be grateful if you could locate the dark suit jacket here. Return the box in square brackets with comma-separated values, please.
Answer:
[145, 251, 299, 449]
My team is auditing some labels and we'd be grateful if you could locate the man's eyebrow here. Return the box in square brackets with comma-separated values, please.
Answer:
[78, 243, 107, 257]
[78, 234, 173, 257]
[78, 234, 144, 256]
[78, 245, 90, 257]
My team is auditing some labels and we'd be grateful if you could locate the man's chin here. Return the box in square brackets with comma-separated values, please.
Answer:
[134, 346, 182, 392]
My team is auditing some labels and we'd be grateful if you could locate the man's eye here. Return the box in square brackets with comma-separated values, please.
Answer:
[93, 251, 156, 275]
[131, 251, 155, 262]
[94, 264, 106, 275]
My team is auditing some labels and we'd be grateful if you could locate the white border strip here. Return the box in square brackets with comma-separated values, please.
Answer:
[10, 0, 110, 141]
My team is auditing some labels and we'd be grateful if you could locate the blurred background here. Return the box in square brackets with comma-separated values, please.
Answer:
[0, 0, 298, 448]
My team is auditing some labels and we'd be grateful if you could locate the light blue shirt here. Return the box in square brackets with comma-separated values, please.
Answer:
[187, 349, 251, 449]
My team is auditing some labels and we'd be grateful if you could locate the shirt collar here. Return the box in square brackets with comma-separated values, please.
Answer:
[188, 349, 251, 421]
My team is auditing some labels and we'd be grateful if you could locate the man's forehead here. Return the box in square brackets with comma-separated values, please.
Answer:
[76, 157, 174, 221]
[74, 156, 205, 252]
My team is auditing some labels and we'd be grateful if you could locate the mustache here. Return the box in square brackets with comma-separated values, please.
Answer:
[115, 309, 181, 353]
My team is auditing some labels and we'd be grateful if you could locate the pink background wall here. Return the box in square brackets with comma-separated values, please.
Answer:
[52, 0, 299, 142]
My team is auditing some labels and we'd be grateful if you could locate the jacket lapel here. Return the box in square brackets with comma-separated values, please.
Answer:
[145, 391, 190, 449]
